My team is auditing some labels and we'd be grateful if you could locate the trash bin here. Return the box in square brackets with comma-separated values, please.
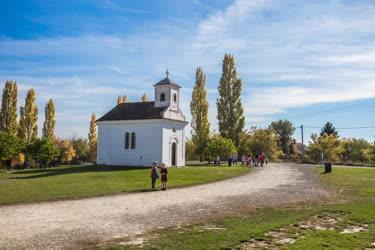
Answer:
[324, 162, 332, 173]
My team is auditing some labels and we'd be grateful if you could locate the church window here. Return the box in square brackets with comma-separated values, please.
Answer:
[173, 93, 177, 103]
[160, 93, 165, 102]
[125, 132, 130, 149]
[131, 132, 136, 149]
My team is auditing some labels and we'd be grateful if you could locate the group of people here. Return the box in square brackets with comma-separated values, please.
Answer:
[149, 152, 268, 190]
[241, 152, 267, 167]
[213, 152, 268, 167]
[150, 162, 169, 191]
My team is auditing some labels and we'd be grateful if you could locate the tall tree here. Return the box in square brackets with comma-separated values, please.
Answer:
[42, 99, 56, 139]
[0, 81, 18, 135]
[19, 89, 38, 144]
[217, 54, 245, 147]
[190, 67, 210, 160]
[88, 113, 97, 163]
[269, 119, 296, 158]
[320, 122, 338, 137]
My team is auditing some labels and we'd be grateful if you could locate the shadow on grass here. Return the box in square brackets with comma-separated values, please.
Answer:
[11, 165, 149, 179]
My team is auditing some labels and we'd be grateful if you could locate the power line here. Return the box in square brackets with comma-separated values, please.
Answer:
[251, 100, 375, 124]
[304, 125, 375, 130]
[286, 103, 375, 120]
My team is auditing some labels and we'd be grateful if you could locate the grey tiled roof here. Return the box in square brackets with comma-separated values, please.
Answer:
[97, 102, 165, 121]
[155, 77, 181, 88]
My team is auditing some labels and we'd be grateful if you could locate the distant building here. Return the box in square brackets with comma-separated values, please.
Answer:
[96, 73, 188, 166]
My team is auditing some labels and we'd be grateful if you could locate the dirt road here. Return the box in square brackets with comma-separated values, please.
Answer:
[0, 163, 331, 249]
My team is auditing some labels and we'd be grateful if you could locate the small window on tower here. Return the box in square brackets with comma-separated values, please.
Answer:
[173, 93, 177, 103]
[160, 93, 165, 102]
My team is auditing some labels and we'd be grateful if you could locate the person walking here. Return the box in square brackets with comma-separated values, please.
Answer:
[241, 155, 246, 166]
[258, 152, 266, 167]
[228, 154, 233, 166]
[233, 153, 238, 166]
[160, 163, 168, 191]
[150, 161, 159, 190]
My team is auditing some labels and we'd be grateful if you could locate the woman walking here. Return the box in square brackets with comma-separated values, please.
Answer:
[150, 161, 159, 190]
[160, 163, 168, 191]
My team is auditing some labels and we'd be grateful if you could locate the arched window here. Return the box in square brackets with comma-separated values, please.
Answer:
[160, 93, 165, 102]
[131, 132, 136, 149]
[173, 93, 177, 103]
[125, 132, 130, 149]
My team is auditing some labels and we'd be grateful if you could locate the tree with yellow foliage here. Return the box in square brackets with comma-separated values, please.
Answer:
[88, 113, 97, 163]
[57, 139, 76, 163]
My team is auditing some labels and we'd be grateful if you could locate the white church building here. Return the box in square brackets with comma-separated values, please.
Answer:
[96, 73, 188, 167]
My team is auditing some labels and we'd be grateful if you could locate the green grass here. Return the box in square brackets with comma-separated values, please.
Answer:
[0, 165, 249, 205]
[108, 167, 375, 250]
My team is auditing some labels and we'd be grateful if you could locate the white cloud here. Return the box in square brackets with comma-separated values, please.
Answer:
[1, 0, 375, 137]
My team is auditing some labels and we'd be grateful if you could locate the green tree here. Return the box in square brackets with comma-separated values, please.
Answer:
[190, 67, 210, 161]
[207, 134, 237, 159]
[341, 138, 371, 163]
[42, 99, 56, 139]
[26, 138, 59, 167]
[19, 89, 38, 144]
[240, 128, 282, 161]
[217, 54, 245, 147]
[0, 131, 23, 170]
[269, 119, 296, 158]
[320, 122, 338, 137]
[370, 142, 375, 163]
[0, 81, 18, 135]
[71, 137, 89, 163]
[307, 133, 342, 163]
[88, 113, 97, 163]
[185, 139, 197, 161]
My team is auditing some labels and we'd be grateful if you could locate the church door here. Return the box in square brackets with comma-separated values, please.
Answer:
[171, 142, 177, 166]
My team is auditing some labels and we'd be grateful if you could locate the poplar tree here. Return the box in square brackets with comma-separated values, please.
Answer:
[0, 81, 18, 135]
[190, 67, 210, 160]
[19, 88, 38, 144]
[88, 113, 97, 163]
[42, 99, 56, 139]
[216, 54, 245, 147]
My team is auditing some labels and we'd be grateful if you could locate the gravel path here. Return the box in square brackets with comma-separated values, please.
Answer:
[0, 163, 331, 249]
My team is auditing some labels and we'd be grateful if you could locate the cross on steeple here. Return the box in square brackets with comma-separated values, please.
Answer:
[166, 69, 170, 78]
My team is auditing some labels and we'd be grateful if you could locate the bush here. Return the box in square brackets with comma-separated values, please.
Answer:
[26, 138, 59, 167]
[0, 132, 24, 169]
[207, 134, 237, 159]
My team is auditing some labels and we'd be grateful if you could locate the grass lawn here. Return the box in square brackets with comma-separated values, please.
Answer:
[0, 165, 250, 205]
[109, 167, 375, 250]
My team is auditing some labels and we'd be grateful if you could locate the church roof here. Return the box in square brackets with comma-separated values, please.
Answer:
[154, 77, 181, 88]
[97, 102, 166, 122]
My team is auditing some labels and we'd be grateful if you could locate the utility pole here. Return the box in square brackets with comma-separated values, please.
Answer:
[300, 125, 304, 161]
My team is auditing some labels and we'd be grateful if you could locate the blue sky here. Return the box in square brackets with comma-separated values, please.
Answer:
[1, 0, 375, 142]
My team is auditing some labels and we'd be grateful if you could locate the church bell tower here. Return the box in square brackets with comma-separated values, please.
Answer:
[154, 70, 181, 111]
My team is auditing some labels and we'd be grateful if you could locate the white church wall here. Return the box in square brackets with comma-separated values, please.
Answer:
[162, 122, 186, 167]
[162, 108, 185, 121]
[97, 121, 165, 166]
